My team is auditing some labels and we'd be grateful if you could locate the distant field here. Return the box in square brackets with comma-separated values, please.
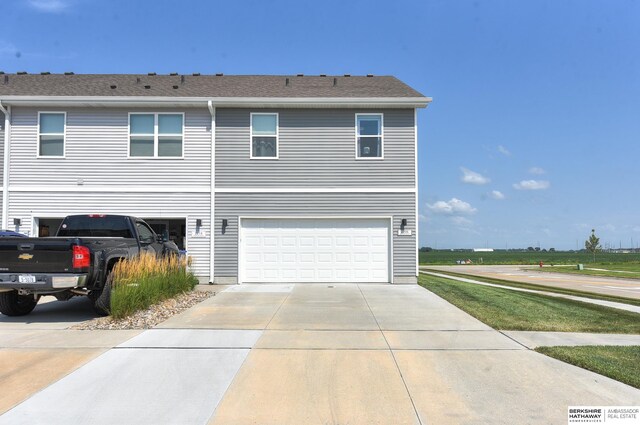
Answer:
[419, 250, 640, 265]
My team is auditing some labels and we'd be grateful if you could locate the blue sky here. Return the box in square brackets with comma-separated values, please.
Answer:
[2, 0, 639, 250]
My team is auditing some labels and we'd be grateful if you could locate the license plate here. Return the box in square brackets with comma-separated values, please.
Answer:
[18, 275, 37, 284]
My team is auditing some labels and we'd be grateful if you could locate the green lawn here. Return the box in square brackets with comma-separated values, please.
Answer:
[419, 250, 640, 266]
[538, 262, 640, 279]
[422, 269, 640, 307]
[535, 346, 640, 389]
[418, 274, 640, 333]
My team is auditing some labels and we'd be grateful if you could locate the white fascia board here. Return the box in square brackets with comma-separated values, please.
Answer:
[0, 96, 432, 109]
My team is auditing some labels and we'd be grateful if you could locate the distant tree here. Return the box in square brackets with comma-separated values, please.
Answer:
[585, 229, 601, 262]
[549, 248, 556, 252]
[419, 247, 433, 252]
[534, 247, 541, 252]
[527, 246, 535, 251]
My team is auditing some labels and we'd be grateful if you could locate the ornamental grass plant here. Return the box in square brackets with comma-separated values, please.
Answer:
[110, 253, 198, 319]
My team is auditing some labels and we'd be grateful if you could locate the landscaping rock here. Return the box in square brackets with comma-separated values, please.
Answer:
[71, 290, 214, 330]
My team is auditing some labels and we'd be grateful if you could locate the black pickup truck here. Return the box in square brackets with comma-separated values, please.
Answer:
[0, 215, 179, 316]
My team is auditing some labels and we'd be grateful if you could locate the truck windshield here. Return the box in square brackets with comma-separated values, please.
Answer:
[57, 216, 133, 238]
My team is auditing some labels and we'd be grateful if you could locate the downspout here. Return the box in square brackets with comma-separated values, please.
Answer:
[0, 101, 9, 230]
[414, 108, 418, 279]
[207, 101, 216, 284]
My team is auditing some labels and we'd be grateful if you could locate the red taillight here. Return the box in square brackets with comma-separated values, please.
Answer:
[72, 245, 90, 269]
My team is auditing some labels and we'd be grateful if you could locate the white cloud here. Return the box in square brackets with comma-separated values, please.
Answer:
[490, 190, 505, 200]
[27, 0, 70, 13]
[529, 167, 546, 175]
[451, 216, 473, 227]
[513, 180, 550, 190]
[497, 145, 511, 156]
[460, 167, 490, 185]
[427, 198, 477, 215]
[633, 226, 640, 232]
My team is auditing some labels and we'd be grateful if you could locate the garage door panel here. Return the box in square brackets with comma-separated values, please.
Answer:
[241, 218, 389, 283]
[335, 237, 350, 247]
[300, 253, 315, 263]
[335, 253, 351, 263]
[299, 237, 314, 247]
[300, 269, 315, 279]
[281, 237, 296, 247]
[317, 237, 332, 247]
[282, 253, 296, 263]
[282, 269, 297, 279]
[245, 236, 261, 247]
[372, 253, 387, 263]
[263, 237, 278, 247]
[353, 237, 368, 246]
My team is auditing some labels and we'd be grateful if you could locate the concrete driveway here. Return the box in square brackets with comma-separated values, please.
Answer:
[1, 284, 638, 425]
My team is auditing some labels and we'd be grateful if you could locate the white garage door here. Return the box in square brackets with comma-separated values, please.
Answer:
[240, 218, 390, 283]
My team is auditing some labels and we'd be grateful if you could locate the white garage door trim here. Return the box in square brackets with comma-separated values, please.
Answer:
[238, 216, 393, 284]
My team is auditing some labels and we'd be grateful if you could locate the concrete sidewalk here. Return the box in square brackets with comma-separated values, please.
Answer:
[423, 264, 640, 300]
[1, 284, 638, 425]
[504, 331, 640, 349]
[423, 270, 640, 314]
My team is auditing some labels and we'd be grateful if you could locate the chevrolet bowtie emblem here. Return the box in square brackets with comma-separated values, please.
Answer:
[18, 253, 34, 260]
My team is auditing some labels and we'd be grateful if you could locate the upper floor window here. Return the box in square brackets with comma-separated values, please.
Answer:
[39, 112, 65, 157]
[250, 113, 278, 159]
[356, 114, 383, 159]
[129, 113, 183, 158]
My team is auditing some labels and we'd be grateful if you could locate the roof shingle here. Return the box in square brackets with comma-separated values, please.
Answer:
[0, 74, 425, 98]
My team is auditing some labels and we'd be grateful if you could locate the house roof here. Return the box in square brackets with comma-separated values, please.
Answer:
[0, 73, 426, 99]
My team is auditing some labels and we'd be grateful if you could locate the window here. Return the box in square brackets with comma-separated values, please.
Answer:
[135, 221, 156, 244]
[356, 114, 383, 159]
[129, 113, 183, 158]
[250, 113, 278, 159]
[39, 112, 65, 157]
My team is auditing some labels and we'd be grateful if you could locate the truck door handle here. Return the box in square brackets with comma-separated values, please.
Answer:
[18, 244, 34, 251]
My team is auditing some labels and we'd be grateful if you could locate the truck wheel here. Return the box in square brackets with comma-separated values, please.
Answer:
[0, 291, 39, 316]
[93, 273, 113, 316]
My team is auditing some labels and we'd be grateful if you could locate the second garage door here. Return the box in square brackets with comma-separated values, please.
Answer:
[240, 218, 391, 283]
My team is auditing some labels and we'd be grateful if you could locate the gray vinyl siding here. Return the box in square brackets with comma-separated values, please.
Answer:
[8, 191, 211, 279]
[9, 107, 211, 187]
[214, 192, 416, 281]
[216, 109, 415, 188]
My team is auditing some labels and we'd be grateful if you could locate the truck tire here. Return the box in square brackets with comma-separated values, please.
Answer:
[93, 273, 113, 316]
[0, 291, 39, 316]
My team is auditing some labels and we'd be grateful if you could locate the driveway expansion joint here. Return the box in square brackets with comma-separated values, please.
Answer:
[357, 284, 425, 425]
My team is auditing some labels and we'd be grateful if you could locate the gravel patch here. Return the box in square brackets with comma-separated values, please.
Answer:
[71, 290, 215, 330]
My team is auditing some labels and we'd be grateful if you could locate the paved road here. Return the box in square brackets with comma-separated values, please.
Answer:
[424, 264, 640, 300]
[2, 283, 638, 424]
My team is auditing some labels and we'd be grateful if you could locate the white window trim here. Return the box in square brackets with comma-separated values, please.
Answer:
[249, 112, 279, 160]
[37, 111, 66, 159]
[355, 113, 384, 160]
[128, 112, 185, 159]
